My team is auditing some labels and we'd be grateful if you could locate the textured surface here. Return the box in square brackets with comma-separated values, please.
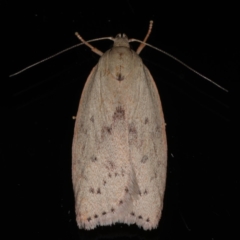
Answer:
[72, 35, 167, 230]
[8, 4, 232, 238]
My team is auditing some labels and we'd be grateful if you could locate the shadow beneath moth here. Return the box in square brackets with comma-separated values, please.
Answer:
[72, 21, 167, 230]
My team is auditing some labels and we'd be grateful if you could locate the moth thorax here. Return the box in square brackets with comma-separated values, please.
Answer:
[113, 33, 130, 48]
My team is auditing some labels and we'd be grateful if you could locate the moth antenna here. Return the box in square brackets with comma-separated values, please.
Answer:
[9, 43, 85, 77]
[75, 33, 114, 56]
[179, 211, 191, 231]
[136, 20, 154, 54]
[9, 37, 113, 77]
[129, 39, 228, 92]
[10, 24, 228, 93]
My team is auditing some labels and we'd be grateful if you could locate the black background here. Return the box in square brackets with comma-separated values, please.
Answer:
[4, 1, 236, 240]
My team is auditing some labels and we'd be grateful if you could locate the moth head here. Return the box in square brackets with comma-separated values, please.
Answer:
[113, 33, 130, 48]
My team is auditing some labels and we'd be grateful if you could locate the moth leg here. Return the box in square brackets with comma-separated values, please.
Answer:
[75, 32, 103, 56]
[136, 20, 153, 54]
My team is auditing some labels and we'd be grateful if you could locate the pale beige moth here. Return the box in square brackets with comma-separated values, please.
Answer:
[72, 21, 167, 230]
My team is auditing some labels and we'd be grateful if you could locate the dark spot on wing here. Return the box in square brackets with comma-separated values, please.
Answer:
[146, 218, 150, 222]
[102, 211, 107, 215]
[97, 188, 101, 194]
[89, 187, 94, 193]
[87, 217, 91, 222]
[131, 212, 135, 216]
[138, 215, 143, 219]
[101, 126, 112, 135]
[129, 122, 137, 145]
[129, 123, 137, 134]
[90, 116, 94, 122]
[107, 160, 115, 170]
[103, 180, 106, 185]
[111, 208, 115, 213]
[119, 200, 123, 205]
[141, 155, 148, 163]
[125, 187, 129, 193]
[79, 123, 87, 134]
[94, 214, 98, 218]
[144, 189, 148, 195]
[116, 73, 124, 81]
[113, 106, 125, 121]
[155, 125, 161, 136]
[91, 156, 97, 162]
[108, 173, 112, 178]
[145, 117, 149, 124]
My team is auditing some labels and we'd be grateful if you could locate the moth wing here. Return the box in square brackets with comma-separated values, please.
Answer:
[128, 65, 167, 230]
[72, 63, 134, 229]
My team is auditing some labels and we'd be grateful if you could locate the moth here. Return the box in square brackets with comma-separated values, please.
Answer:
[72, 21, 167, 230]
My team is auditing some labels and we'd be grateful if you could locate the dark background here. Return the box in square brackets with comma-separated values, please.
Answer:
[4, 1, 236, 240]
